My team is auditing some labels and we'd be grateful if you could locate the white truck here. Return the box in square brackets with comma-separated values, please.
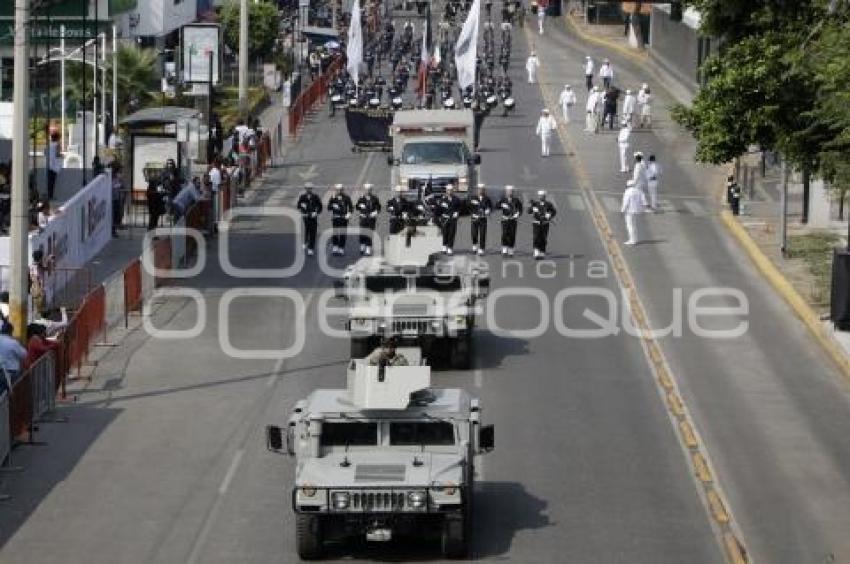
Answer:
[387, 109, 481, 200]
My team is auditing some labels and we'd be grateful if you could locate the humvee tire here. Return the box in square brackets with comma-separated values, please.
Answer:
[296, 514, 324, 560]
[441, 514, 469, 559]
[449, 336, 472, 370]
[351, 337, 372, 359]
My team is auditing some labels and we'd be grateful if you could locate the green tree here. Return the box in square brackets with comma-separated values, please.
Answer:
[220, 0, 280, 60]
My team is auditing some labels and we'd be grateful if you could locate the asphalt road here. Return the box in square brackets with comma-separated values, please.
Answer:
[3, 7, 850, 564]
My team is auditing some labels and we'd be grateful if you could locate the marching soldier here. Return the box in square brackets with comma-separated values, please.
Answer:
[497, 185, 523, 256]
[296, 182, 322, 256]
[726, 175, 742, 216]
[529, 189, 557, 259]
[387, 189, 407, 234]
[439, 185, 461, 254]
[356, 184, 381, 255]
[469, 184, 492, 255]
[328, 183, 353, 256]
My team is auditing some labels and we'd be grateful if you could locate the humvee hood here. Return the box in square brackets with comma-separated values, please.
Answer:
[296, 451, 465, 488]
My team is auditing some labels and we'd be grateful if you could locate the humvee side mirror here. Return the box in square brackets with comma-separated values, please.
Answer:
[469, 153, 482, 165]
[333, 280, 348, 300]
[387, 155, 399, 166]
[266, 425, 283, 451]
[478, 424, 495, 452]
[286, 424, 296, 455]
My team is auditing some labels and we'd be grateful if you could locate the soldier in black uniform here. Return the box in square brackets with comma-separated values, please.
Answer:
[296, 183, 322, 256]
[328, 183, 354, 256]
[356, 184, 381, 255]
[726, 175, 742, 216]
[497, 185, 523, 256]
[469, 184, 492, 255]
[528, 189, 557, 259]
[439, 185, 461, 254]
[387, 190, 408, 234]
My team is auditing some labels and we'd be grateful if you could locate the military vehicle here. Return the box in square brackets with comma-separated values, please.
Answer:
[265, 349, 495, 559]
[387, 109, 481, 199]
[335, 225, 490, 369]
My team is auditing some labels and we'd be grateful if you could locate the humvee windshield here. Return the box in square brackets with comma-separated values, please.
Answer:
[416, 276, 462, 292]
[390, 421, 455, 446]
[321, 422, 378, 446]
[402, 142, 467, 165]
[365, 276, 409, 293]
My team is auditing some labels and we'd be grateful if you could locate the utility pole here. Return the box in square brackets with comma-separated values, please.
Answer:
[10, 0, 31, 340]
[113, 25, 117, 130]
[238, 0, 248, 114]
[60, 24, 65, 148]
[780, 158, 789, 256]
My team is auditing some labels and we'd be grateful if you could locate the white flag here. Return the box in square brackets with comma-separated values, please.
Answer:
[347, 0, 363, 86]
[454, 0, 481, 91]
[434, 42, 441, 65]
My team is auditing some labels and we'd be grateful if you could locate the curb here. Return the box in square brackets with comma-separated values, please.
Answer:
[563, 12, 647, 64]
[718, 208, 850, 381]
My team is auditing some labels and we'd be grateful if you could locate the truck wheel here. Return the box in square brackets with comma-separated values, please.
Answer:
[351, 337, 371, 358]
[296, 514, 324, 560]
[450, 336, 472, 370]
[441, 514, 469, 559]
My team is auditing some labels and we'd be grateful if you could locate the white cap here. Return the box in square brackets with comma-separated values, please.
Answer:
[505, 185, 514, 191]
[305, 182, 314, 188]
[542, 108, 549, 114]
[363, 183, 373, 190]
[537, 189, 546, 196]
[604, 58, 609, 63]
[634, 151, 644, 158]
[446, 183, 454, 190]
[565, 84, 571, 89]
[626, 89, 632, 94]
[334, 183, 343, 189]
[477, 183, 486, 189]
[586, 55, 591, 60]
[627, 180, 635, 187]
[642, 83, 648, 89]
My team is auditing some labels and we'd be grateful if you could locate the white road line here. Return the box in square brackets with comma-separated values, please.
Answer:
[218, 449, 245, 495]
[658, 199, 677, 213]
[567, 193, 586, 211]
[681, 199, 706, 215]
[601, 195, 620, 212]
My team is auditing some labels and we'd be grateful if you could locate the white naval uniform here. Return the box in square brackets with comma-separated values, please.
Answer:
[621, 184, 648, 244]
[638, 90, 652, 125]
[632, 159, 649, 195]
[617, 127, 632, 173]
[538, 6, 545, 34]
[622, 92, 637, 126]
[585, 91, 599, 132]
[526, 55, 540, 83]
[536, 115, 558, 156]
[599, 63, 614, 86]
[646, 161, 661, 209]
[559, 88, 577, 122]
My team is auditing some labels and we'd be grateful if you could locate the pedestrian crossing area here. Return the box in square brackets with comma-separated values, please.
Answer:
[250, 185, 716, 218]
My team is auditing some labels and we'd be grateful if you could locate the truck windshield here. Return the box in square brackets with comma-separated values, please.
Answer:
[390, 421, 455, 446]
[416, 276, 463, 292]
[402, 142, 467, 165]
[365, 276, 409, 293]
[321, 422, 379, 446]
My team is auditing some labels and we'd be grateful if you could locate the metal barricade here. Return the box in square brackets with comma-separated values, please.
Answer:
[29, 352, 56, 422]
[0, 390, 10, 465]
[8, 369, 33, 442]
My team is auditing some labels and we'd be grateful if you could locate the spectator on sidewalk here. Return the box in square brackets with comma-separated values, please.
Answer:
[172, 177, 202, 222]
[559, 84, 576, 123]
[584, 56, 594, 91]
[632, 151, 649, 196]
[111, 162, 125, 236]
[599, 59, 614, 90]
[25, 323, 58, 368]
[47, 131, 62, 201]
[621, 179, 648, 246]
[30, 249, 51, 318]
[726, 175, 742, 216]
[647, 154, 661, 210]
[146, 174, 166, 231]
[0, 322, 27, 388]
[526, 51, 540, 84]
[537, 4, 546, 34]
[36, 200, 51, 230]
[209, 158, 223, 234]
[622, 89, 637, 127]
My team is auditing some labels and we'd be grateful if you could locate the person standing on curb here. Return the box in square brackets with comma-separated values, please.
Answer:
[356, 184, 381, 256]
[529, 189, 556, 259]
[726, 175, 742, 216]
[47, 131, 62, 201]
[297, 182, 323, 256]
[469, 184, 493, 255]
[618, 122, 632, 174]
[498, 185, 523, 256]
[647, 154, 661, 210]
[584, 56, 594, 91]
[526, 50, 540, 84]
[599, 59, 614, 90]
[536, 109, 558, 157]
[621, 179, 648, 245]
[559, 84, 576, 123]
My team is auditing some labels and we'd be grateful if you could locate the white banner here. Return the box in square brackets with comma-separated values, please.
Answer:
[182, 24, 221, 85]
[0, 174, 113, 306]
[455, 0, 481, 91]
[347, 0, 363, 85]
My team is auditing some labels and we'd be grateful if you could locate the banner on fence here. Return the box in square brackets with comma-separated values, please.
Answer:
[345, 107, 393, 148]
[0, 174, 112, 304]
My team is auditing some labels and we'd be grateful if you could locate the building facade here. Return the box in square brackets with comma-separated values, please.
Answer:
[648, 4, 717, 96]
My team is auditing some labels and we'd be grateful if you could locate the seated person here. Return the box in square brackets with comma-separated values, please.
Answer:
[366, 337, 409, 366]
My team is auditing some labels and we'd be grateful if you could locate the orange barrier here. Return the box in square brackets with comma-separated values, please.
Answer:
[8, 370, 34, 442]
[289, 57, 343, 136]
[152, 238, 172, 288]
[64, 285, 106, 381]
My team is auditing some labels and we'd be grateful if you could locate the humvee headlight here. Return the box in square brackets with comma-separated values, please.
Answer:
[431, 320, 441, 329]
[407, 490, 427, 508]
[454, 316, 466, 327]
[331, 491, 350, 509]
[301, 486, 317, 497]
[442, 484, 458, 496]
